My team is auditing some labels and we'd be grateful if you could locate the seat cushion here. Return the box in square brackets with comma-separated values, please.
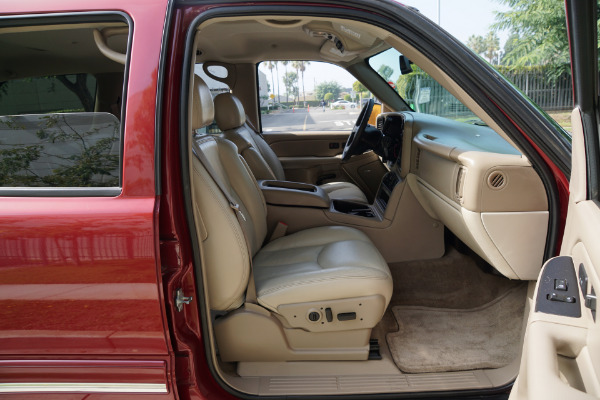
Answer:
[253, 226, 392, 312]
[319, 181, 368, 203]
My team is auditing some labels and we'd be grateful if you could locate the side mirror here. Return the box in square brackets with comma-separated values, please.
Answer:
[399, 55, 413, 75]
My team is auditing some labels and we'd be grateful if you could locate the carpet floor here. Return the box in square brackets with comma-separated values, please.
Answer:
[386, 283, 527, 373]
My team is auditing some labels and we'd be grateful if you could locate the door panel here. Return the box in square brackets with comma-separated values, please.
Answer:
[263, 131, 387, 198]
[264, 132, 349, 158]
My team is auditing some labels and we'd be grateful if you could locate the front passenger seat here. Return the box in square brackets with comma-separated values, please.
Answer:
[214, 92, 368, 204]
[189, 76, 392, 362]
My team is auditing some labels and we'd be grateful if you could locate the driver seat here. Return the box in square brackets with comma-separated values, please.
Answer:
[213, 93, 368, 204]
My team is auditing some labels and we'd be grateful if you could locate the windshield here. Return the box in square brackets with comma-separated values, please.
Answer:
[369, 48, 483, 124]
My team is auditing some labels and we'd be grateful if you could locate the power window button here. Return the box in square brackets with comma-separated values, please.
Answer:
[554, 279, 568, 291]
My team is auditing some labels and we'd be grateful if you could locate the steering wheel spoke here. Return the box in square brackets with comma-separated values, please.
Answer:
[342, 99, 374, 161]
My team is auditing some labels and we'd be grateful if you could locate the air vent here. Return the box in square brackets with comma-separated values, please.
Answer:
[415, 149, 421, 170]
[487, 170, 507, 190]
[455, 166, 466, 203]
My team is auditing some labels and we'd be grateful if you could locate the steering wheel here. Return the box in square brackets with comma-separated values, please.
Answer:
[342, 98, 374, 161]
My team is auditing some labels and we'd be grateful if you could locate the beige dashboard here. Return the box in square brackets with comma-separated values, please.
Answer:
[387, 112, 549, 280]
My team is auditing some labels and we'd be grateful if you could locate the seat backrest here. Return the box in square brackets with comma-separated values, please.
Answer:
[189, 76, 268, 311]
[214, 93, 286, 181]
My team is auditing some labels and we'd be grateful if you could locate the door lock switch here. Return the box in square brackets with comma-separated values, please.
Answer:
[548, 292, 576, 303]
[554, 279, 568, 291]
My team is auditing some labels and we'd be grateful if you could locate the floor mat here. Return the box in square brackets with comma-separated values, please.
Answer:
[386, 284, 527, 373]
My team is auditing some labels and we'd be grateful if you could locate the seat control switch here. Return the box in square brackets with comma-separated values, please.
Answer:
[337, 312, 356, 321]
[325, 307, 333, 322]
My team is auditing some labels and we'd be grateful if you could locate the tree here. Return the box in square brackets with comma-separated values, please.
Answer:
[467, 34, 486, 56]
[467, 32, 500, 64]
[484, 32, 500, 64]
[492, 0, 574, 73]
[281, 61, 290, 102]
[266, 61, 276, 99]
[282, 71, 298, 103]
[274, 61, 281, 103]
[291, 61, 301, 104]
[297, 61, 310, 105]
[500, 33, 521, 65]
[315, 81, 342, 101]
[377, 64, 394, 81]
[343, 94, 352, 101]
[352, 80, 368, 94]
[324, 92, 334, 102]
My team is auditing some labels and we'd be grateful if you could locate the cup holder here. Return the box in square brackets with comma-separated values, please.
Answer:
[333, 200, 375, 218]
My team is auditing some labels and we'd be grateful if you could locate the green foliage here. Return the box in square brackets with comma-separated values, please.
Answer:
[377, 64, 394, 81]
[492, 0, 575, 75]
[324, 92, 334, 102]
[352, 80, 368, 94]
[467, 32, 500, 64]
[0, 114, 119, 187]
[315, 81, 342, 101]
[283, 71, 298, 101]
[343, 94, 352, 101]
[396, 65, 426, 100]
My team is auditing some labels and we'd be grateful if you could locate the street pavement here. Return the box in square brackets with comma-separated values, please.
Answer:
[262, 108, 359, 132]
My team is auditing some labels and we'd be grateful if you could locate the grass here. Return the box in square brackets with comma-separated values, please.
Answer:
[546, 111, 572, 132]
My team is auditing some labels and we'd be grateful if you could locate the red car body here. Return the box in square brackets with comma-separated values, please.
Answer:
[0, 0, 583, 399]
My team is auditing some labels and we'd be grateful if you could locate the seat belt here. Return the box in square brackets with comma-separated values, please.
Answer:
[244, 116, 266, 140]
[191, 139, 257, 303]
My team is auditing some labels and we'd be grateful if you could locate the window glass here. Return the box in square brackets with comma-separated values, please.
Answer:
[257, 61, 363, 132]
[369, 49, 483, 125]
[193, 64, 229, 135]
[0, 22, 128, 188]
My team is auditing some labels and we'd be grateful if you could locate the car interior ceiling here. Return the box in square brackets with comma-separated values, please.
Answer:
[185, 14, 544, 397]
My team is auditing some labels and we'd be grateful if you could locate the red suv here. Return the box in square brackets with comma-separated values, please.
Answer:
[1, 1, 598, 399]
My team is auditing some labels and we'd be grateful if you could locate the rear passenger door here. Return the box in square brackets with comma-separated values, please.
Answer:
[510, 1, 600, 399]
[0, 3, 176, 398]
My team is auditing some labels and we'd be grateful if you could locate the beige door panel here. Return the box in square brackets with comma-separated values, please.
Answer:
[510, 109, 600, 400]
[263, 132, 350, 157]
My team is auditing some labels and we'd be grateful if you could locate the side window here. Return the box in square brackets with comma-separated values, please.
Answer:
[257, 61, 363, 132]
[0, 20, 129, 189]
[193, 64, 229, 135]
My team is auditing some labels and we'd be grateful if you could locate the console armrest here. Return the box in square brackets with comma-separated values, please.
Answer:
[258, 180, 330, 208]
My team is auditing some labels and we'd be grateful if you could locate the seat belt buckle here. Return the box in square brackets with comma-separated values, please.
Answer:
[268, 221, 288, 242]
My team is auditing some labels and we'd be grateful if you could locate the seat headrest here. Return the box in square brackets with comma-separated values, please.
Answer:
[214, 93, 246, 131]
[192, 74, 214, 131]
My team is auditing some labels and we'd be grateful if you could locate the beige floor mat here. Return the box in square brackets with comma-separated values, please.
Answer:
[386, 284, 527, 373]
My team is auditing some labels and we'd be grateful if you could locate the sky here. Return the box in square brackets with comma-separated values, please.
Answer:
[258, 0, 510, 94]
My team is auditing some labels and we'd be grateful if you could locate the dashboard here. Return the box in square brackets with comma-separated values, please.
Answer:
[376, 111, 549, 280]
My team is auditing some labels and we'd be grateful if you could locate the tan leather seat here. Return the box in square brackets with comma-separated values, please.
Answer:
[189, 75, 392, 362]
[214, 92, 368, 204]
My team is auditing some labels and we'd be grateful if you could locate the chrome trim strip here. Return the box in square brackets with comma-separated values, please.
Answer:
[0, 382, 168, 393]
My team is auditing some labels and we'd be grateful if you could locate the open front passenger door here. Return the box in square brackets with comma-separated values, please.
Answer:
[510, 1, 600, 399]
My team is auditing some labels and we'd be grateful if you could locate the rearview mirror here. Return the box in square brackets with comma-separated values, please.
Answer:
[399, 55, 413, 75]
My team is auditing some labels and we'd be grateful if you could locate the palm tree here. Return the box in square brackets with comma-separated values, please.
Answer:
[274, 61, 281, 104]
[281, 61, 289, 103]
[298, 61, 310, 106]
[266, 61, 275, 103]
[291, 61, 301, 104]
